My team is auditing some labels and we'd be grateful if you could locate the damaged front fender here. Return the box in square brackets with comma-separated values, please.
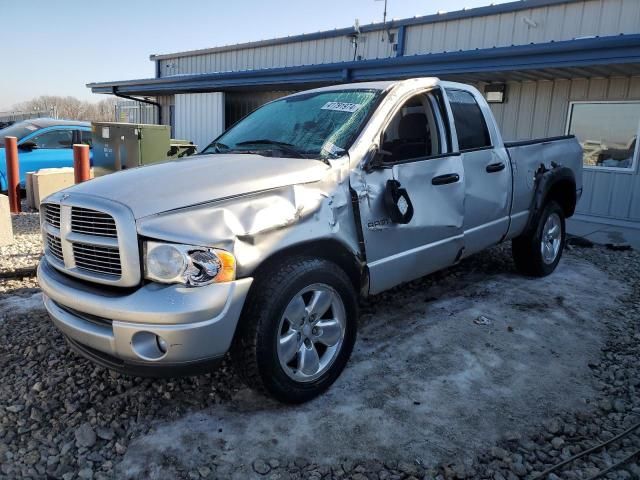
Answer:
[136, 167, 363, 280]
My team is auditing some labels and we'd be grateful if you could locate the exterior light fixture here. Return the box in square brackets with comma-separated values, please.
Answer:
[485, 84, 507, 103]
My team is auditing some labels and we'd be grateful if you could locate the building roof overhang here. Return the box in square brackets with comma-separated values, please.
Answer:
[88, 34, 640, 96]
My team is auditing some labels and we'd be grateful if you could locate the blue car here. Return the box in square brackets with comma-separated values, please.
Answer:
[0, 118, 91, 191]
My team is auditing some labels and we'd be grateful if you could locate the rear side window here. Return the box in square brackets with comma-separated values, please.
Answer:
[447, 89, 491, 151]
[80, 130, 93, 147]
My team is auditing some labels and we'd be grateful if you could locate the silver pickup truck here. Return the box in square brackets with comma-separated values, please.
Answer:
[37, 78, 582, 403]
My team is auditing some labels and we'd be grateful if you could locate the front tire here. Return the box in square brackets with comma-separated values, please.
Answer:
[231, 257, 358, 403]
[512, 200, 566, 277]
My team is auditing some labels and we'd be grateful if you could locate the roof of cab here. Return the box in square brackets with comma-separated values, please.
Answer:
[25, 118, 90, 128]
[286, 78, 442, 97]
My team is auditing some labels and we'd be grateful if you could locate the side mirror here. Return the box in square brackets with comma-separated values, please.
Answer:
[364, 145, 392, 172]
[18, 141, 37, 152]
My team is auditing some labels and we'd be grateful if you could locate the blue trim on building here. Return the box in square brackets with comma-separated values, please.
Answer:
[90, 34, 640, 95]
[149, 0, 580, 61]
[396, 25, 406, 58]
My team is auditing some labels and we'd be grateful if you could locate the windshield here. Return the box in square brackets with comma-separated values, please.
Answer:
[0, 121, 40, 146]
[202, 89, 382, 159]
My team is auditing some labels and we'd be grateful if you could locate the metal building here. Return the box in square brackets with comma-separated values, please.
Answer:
[88, 0, 640, 239]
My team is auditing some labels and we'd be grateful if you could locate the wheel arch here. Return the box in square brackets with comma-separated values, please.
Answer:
[245, 238, 367, 299]
[525, 165, 577, 233]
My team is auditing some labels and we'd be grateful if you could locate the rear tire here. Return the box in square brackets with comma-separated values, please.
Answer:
[512, 200, 565, 277]
[231, 256, 358, 403]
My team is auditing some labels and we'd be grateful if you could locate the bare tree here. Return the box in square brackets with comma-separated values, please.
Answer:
[13, 96, 118, 122]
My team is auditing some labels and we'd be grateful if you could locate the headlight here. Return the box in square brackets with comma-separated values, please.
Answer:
[144, 241, 236, 286]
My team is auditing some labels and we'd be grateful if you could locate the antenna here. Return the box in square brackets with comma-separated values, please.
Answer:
[348, 18, 361, 61]
[375, 0, 391, 43]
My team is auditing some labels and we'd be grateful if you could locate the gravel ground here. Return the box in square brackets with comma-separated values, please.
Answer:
[0, 209, 41, 278]
[0, 215, 639, 480]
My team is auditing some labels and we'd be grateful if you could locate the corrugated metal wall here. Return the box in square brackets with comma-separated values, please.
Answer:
[156, 95, 173, 127]
[159, 30, 396, 77]
[157, 0, 639, 77]
[174, 93, 225, 151]
[480, 76, 640, 221]
[404, 0, 640, 55]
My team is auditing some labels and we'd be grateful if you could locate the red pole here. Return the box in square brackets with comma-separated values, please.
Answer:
[4, 136, 20, 213]
[73, 144, 91, 183]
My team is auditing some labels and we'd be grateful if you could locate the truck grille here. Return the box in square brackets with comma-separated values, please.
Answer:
[73, 243, 122, 276]
[43, 204, 61, 230]
[45, 232, 64, 263]
[40, 199, 138, 286]
[71, 207, 117, 238]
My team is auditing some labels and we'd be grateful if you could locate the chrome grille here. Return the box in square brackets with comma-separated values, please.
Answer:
[43, 204, 61, 230]
[39, 198, 139, 285]
[73, 243, 122, 276]
[45, 233, 64, 263]
[71, 207, 117, 238]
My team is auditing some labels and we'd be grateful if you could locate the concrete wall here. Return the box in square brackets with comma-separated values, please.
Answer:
[480, 76, 640, 222]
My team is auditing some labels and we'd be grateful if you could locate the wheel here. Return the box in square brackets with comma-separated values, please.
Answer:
[512, 200, 565, 277]
[231, 256, 358, 403]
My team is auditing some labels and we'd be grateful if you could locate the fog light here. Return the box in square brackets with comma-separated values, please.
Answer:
[156, 336, 168, 353]
[131, 331, 168, 360]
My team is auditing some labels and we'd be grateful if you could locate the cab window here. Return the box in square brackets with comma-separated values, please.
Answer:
[381, 92, 442, 163]
[30, 130, 73, 149]
[446, 89, 491, 151]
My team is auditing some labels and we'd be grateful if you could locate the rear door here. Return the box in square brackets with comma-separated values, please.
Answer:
[354, 88, 465, 294]
[445, 89, 511, 256]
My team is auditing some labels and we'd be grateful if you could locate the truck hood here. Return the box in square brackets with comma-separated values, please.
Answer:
[66, 153, 330, 218]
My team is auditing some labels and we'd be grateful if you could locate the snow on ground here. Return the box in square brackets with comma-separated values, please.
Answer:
[0, 292, 44, 321]
[117, 257, 624, 479]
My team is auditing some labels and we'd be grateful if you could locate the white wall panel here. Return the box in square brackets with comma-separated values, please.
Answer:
[175, 93, 224, 152]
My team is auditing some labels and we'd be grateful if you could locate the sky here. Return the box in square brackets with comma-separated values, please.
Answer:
[0, 0, 510, 110]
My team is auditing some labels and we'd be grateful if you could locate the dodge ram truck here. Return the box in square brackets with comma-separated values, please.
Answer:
[37, 78, 583, 403]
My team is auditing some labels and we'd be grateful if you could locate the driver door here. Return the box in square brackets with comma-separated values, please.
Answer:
[352, 89, 465, 294]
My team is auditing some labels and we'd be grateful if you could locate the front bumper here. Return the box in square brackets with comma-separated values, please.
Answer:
[37, 259, 253, 375]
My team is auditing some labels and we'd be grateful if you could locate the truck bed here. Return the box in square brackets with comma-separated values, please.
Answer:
[504, 134, 583, 237]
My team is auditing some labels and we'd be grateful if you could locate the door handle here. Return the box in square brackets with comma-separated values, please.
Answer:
[431, 173, 460, 185]
[486, 162, 506, 173]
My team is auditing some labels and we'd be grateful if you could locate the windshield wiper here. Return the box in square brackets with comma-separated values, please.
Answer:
[204, 141, 230, 154]
[234, 139, 309, 158]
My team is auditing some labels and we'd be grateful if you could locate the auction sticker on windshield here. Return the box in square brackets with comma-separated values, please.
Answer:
[321, 102, 362, 113]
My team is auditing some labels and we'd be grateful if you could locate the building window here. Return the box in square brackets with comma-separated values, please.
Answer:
[567, 102, 640, 171]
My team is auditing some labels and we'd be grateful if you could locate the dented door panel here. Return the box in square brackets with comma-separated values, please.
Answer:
[461, 147, 512, 256]
[351, 155, 464, 295]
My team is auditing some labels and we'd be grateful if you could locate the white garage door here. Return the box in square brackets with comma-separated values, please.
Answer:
[174, 92, 225, 152]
